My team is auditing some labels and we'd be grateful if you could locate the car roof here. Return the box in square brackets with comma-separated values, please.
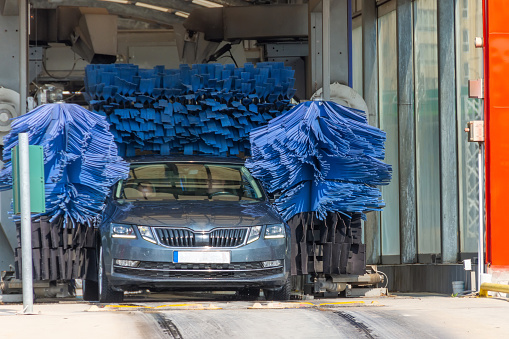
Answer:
[125, 154, 246, 165]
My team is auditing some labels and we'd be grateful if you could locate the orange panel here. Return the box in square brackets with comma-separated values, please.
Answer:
[486, 1, 509, 32]
[486, 0, 509, 266]
[486, 107, 509, 266]
[487, 35, 509, 107]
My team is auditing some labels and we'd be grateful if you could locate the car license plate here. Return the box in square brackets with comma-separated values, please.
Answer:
[173, 251, 231, 264]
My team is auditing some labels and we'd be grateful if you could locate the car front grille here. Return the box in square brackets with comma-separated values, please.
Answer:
[153, 227, 247, 248]
[209, 228, 247, 247]
[154, 228, 195, 247]
[114, 261, 283, 280]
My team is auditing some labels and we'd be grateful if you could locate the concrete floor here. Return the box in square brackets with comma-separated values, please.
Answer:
[0, 293, 507, 338]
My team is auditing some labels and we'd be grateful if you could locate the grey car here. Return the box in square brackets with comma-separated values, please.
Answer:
[82, 155, 291, 303]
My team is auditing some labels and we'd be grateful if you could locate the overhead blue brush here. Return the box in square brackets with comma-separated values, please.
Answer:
[245, 100, 392, 221]
[84, 62, 296, 157]
[0, 103, 129, 226]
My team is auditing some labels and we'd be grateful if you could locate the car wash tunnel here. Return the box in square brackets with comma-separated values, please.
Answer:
[0, 0, 509, 338]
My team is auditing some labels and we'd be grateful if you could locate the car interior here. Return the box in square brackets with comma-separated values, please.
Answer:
[118, 162, 263, 201]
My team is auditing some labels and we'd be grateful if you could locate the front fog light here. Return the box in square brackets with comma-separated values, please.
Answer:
[115, 259, 140, 267]
[247, 226, 262, 244]
[138, 226, 156, 243]
[111, 223, 136, 238]
[265, 224, 285, 239]
[262, 260, 282, 268]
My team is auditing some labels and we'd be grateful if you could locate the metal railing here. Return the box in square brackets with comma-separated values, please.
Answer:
[479, 283, 509, 297]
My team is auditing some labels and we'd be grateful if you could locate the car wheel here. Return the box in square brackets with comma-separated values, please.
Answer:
[82, 279, 99, 301]
[236, 288, 260, 301]
[263, 277, 291, 301]
[98, 245, 124, 303]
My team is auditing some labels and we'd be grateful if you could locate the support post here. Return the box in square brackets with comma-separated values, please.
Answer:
[362, 0, 380, 264]
[322, 0, 330, 101]
[438, 0, 459, 264]
[19, 133, 33, 314]
[396, 0, 417, 264]
[307, 0, 349, 99]
[19, 0, 32, 314]
[19, 0, 27, 115]
[478, 143, 484, 291]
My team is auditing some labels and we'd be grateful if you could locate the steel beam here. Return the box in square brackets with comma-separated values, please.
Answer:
[397, 0, 417, 264]
[307, 0, 349, 98]
[19, 0, 27, 115]
[308, 9, 322, 97]
[362, 0, 380, 264]
[322, 0, 330, 101]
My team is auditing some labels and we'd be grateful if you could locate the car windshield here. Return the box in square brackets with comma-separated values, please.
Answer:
[115, 162, 265, 202]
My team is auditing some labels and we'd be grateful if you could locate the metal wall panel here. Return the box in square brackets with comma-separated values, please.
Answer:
[0, 229, 13, 273]
[378, 264, 472, 294]
[0, 12, 18, 272]
[0, 13, 19, 91]
[224, 5, 308, 40]
[128, 46, 180, 69]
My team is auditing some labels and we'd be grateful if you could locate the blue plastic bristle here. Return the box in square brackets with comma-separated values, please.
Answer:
[245, 100, 392, 221]
[84, 63, 296, 157]
[0, 103, 129, 226]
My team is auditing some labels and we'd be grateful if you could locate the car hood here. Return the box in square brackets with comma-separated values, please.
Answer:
[105, 200, 283, 229]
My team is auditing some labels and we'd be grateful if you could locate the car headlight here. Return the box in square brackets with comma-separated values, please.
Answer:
[247, 226, 262, 244]
[265, 224, 285, 239]
[138, 226, 156, 243]
[111, 223, 136, 239]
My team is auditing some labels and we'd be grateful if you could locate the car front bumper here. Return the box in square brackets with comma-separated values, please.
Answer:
[102, 234, 290, 291]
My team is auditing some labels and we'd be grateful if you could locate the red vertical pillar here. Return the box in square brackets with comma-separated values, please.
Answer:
[485, 0, 509, 268]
